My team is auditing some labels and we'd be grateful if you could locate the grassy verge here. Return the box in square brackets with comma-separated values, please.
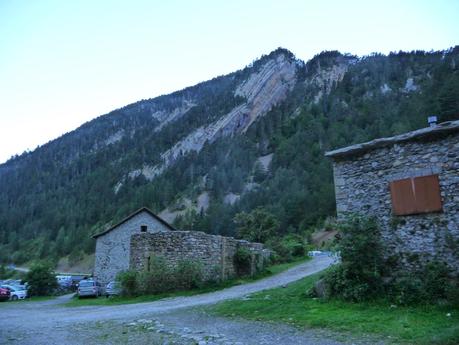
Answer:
[211, 272, 459, 345]
[64, 256, 311, 307]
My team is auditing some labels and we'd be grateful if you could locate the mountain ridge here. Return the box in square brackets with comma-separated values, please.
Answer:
[0, 46, 458, 264]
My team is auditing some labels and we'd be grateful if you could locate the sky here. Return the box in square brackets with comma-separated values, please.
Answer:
[0, 0, 458, 164]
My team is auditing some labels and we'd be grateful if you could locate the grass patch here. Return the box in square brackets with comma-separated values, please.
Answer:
[26, 295, 57, 302]
[64, 256, 311, 307]
[211, 272, 459, 345]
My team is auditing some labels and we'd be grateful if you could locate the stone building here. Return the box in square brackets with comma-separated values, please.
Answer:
[325, 120, 459, 274]
[93, 207, 175, 285]
[93, 207, 270, 285]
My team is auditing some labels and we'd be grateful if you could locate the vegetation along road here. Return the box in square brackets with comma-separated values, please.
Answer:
[0, 256, 378, 345]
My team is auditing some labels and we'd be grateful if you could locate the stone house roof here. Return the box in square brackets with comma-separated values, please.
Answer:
[92, 207, 175, 239]
[325, 120, 459, 159]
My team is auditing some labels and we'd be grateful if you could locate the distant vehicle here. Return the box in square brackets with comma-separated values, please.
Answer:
[105, 281, 121, 297]
[308, 250, 324, 257]
[1, 285, 27, 300]
[77, 280, 104, 298]
[56, 275, 72, 288]
[2, 279, 22, 286]
[0, 287, 10, 302]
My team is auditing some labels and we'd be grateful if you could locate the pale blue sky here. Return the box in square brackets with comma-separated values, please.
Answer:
[0, 0, 458, 163]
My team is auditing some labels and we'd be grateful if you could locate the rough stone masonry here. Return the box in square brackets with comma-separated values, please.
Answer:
[326, 120, 459, 274]
[130, 231, 271, 281]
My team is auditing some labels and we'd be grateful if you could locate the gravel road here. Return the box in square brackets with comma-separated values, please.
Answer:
[0, 256, 382, 345]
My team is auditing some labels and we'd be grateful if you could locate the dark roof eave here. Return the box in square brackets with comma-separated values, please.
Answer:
[92, 207, 175, 239]
[325, 120, 459, 160]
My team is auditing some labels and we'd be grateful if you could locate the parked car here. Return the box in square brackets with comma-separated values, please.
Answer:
[105, 281, 121, 297]
[77, 280, 104, 298]
[0, 287, 11, 302]
[1, 285, 27, 300]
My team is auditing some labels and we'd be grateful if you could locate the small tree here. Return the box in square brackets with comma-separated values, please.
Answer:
[324, 215, 384, 301]
[234, 207, 279, 243]
[25, 262, 58, 296]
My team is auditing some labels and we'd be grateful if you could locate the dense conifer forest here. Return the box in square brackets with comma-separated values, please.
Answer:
[0, 47, 458, 264]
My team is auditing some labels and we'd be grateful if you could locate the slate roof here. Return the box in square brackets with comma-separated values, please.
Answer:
[325, 120, 459, 159]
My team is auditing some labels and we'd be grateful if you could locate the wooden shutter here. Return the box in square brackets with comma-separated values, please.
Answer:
[389, 174, 442, 216]
[390, 178, 417, 216]
[413, 175, 442, 213]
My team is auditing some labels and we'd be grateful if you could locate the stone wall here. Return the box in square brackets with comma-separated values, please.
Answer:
[93, 212, 172, 285]
[331, 132, 459, 274]
[130, 231, 271, 281]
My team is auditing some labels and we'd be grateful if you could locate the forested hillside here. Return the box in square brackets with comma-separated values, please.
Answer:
[1, 47, 458, 265]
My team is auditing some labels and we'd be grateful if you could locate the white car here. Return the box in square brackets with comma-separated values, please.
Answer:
[1, 285, 27, 300]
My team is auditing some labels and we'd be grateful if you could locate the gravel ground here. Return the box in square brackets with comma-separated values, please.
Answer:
[0, 256, 383, 345]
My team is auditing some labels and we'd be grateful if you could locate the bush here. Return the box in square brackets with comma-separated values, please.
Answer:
[323, 215, 384, 302]
[388, 261, 457, 306]
[322, 214, 459, 305]
[137, 256, 173, 295]
[174, 260, 204, 290]
[388, 274, 425, 305]
[25, 262, 58, 296]
[117, 270, 139, 297]
[266, 234, 306, 263]
[117, 256, 205, 296]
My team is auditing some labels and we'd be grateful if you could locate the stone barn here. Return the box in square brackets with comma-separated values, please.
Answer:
[93, 207, 175, 285]
[93, 207, 271, 285]
[325, 120, 459, 274]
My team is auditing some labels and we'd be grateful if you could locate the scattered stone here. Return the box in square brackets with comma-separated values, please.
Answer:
[313, 278, 327, 298]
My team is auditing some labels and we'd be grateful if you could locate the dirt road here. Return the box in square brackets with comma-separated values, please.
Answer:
[0, 256, 380, 345]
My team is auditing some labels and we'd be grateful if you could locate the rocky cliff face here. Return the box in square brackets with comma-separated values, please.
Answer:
[124, 52, 299, 182]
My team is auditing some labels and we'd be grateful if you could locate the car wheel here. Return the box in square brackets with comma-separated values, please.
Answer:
[12, 295, 18, 301]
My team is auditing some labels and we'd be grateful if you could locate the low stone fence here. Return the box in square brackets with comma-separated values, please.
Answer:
[130, 231, 271, 281]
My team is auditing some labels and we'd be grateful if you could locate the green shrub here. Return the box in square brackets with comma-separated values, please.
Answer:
[323, 215, 384, 302]
[25, 262, 58, 296]
[138, 256, 174, 294]
[323, 214, 459, 306]
[266, 234, 306, 263]
[388, 261, 457, 306]
[117, 256, 206, 296]
[174, 260, 204, 290]
[389, 274, 425, 305]
[117, 270, 139, 297]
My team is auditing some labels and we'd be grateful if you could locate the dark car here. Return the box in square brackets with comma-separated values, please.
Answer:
[0, 287, 11, 302]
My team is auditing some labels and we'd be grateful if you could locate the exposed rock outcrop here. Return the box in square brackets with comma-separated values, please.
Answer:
[129, 53, 298, 181]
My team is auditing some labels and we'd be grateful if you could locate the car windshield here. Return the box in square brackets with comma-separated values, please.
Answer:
[79, 281, 95, 287]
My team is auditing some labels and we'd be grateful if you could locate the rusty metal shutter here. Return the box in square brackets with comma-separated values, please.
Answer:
[389, 174, 442, 216]
[390, 178, 417, 216]
[413, 175, 443, 213]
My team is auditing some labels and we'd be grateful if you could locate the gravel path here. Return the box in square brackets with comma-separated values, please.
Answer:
[0, 256, 383, 345]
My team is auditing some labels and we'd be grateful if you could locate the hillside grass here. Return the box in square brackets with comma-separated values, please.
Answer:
[64, 256, 311, 307]
[211, 272, 459, 345]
